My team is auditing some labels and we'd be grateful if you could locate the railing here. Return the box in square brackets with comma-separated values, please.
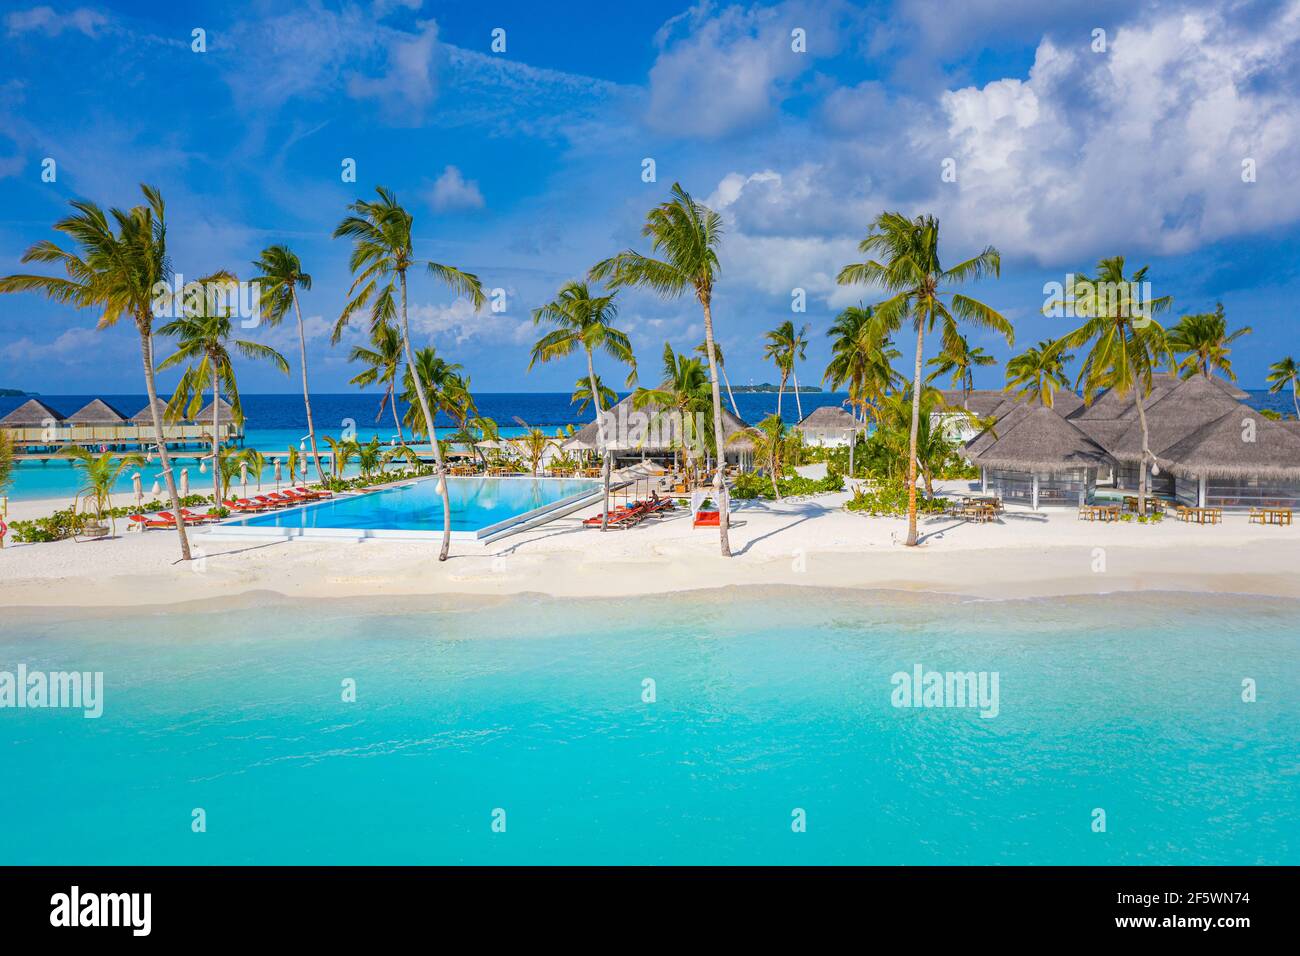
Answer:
[1, 422, 242, 446]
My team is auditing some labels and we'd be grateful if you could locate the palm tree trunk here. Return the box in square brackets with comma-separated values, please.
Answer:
[1292, 379, 1299, 420]
[212, 376, 221, 508]
[585, 349, 611, 531]
[139, 325, 191, 560]
[905, 320, 925, 547]
[290, 288, 326, 485]
[700, 298, 731, 557]
[848, 404, 856, 478]
[720, 363, 740, 416]
[399, 272, 453, 561]
[792, 368, 804, 421]
[390, 386, 405, 445]
[1134, 384, 1153, 515]
[776, 371, 785, 418]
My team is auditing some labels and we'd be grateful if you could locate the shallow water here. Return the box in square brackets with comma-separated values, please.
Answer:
[1, 588, 1295, 864]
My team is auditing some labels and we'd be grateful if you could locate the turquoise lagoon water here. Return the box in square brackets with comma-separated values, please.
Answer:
[1, 588, 1295, 865]
[227, 476, 599, 534]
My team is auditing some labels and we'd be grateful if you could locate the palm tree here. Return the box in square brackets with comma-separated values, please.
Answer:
[356, 436, 385, 478]
[157, 273, 290, 509]
[65, 448, 145, 533]
[1005, 340, 1073, 408]
[572, 374, 617, 415]
[321, 436, 360, 480]
[763, 320, 810, 420]
[694, 339, 740, 416]
[0, 430, 14, 505]
[529, 280, 636, 530]
[1266, 356, 1300, 419]
[252, 244, 325, 483]
[242, 448, 266, 493]
[0, 185, 195, 559]
[837, 212, 1011, 546]
[730, 413, 801, 499]
[401, 347, 469, 441]
[632, 343, 714, 475]
[1167, 303, 1251, 381]
[348, 321, 406, 444]
[926, 332, 996, 407]
[823, 305, 902, 477]
[1052, 256, 1173, 514]
[511, 420, 556, 476]
[334, 186, 485, 561]
[590, 183, 734, 555]
[285, 445, 301, 486]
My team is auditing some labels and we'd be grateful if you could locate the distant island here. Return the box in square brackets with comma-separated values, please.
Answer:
[0, 388, 31, 397]
[732, 383, 822, 393]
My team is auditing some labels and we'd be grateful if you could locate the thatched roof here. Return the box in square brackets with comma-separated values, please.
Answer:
[968, 405, 1113, 472]
[563, 394, 753, 452]
[195, 397, 236, 423]
[1067, 372, 1243, 422]
[65, 398, 131, 424]
[795, 405, 857, 430]
[1072, 419, 1129, 449]
[1156, 409, 1300, 480]
[936, 389, 1011, 418]
[963, 403, 1032, 459]
[1106, 375, 1242, 461]
[132, 399, 188, 424]
[0, 397, 64, 425]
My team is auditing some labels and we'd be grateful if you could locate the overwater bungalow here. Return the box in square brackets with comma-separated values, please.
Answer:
[794, 405, 858, 447]
[0, 395, 240, 452]
[0, 397, 65, 430]
[562, 394, 754, 470]
[966, 405, 1112, 508]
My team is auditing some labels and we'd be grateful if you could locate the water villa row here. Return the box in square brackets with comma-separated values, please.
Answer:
[0, 397, 244, 454]
[952, 375, 1300, 510]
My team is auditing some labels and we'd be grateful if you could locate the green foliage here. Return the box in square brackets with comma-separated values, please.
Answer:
[731, 470, 844, 500]
[7, 495, 213, 542]
[845, 478, 950, 517]
[322, 465, 432, 493]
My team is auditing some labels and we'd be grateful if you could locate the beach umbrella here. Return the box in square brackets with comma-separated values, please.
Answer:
[299, 439, 306, 452]
[274, 457, 282, 490]
[150, 476, 161, 497]
[132, 472, 143, 509]
[240, 460, 249, 498]
[179, 468, 189, 497]
[300, 456, 307, 478]
[199, 458, 207, 474]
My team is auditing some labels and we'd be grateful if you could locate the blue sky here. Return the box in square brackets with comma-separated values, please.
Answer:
[1, 0, 1298, 397]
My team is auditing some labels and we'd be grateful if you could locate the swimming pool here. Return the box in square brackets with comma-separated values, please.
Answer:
[1, 588, 1294, 865]
[217, 475, 602, 540]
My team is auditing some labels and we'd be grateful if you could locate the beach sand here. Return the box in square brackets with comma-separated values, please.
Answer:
[2, 479, 1297, 609]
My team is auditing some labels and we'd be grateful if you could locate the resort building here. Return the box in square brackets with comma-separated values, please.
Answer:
[0, 395, 241, 452]
[794, 405, 859, 447]
[966, 404, 1112, 508]
[562, 394, 754, 469]
[1156, 409, 1300, 509]
[934, 389, 1083, 443]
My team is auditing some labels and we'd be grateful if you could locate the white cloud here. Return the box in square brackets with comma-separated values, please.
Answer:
[408, 297, 532, 346]
[5, 5, 106, 38]
[427, 165, 485, 212]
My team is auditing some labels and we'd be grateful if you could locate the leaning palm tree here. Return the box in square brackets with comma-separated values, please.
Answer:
[252, 244, 325, 483]
[632, 343, 714, 476]
[157, 273, 290, 509]
[1052, 256, 1173, 514]
[529, 280, 636, 530]
[334, 186, 485, 561]
[0, 185, 195, 559]
[1167, 303, 1251, 381]
[572, 374, 618, 415]
[730, 413, 801, 500]
[1005, 340, 1073, 408]
[1266, 356, 1300, 419]
[400, 347, 469, 441]
[65, 447, 145, 534]
[837, 212, 1011, 546]
[348, 321, 406, 444]
[694, 339, 740, 416]
[591, 183, 734, 555]
[926, 332, 996, 407]
[763, 320, 810, 419]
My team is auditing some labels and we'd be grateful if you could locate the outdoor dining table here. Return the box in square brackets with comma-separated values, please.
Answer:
[1259, 508, 1293, 526]
[1183, 506, 1223, 525]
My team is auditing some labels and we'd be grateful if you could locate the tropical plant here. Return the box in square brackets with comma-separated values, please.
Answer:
[356, 436, 386, 477]
[926, 332, 996, 406]
[590, 183, 734, 556]
[64, 447, 145, 531]
[730, 413, 802, 499]
[572, 374, 617, 416]
[0, 185, 195, 559]
[694, 339, 740, 416]
[242, 448, 266, 492]
[530, 279, 636, 530]
[823, 304, 902, 477]
[632, 343, 714, 475]
[763, 320, 811, 419]
[511, 420, 556, 476]
[157, 271, 289, 508]
[285, 445, 301, 486]
[401, 347, 469, 439]
[322, 436, 361, 479]
[252, 244, 325, 482]
[1005, 339, 1073, 408]
[1051, 256, 1173, 513]
[334, 186, 485, 561]
[0, 429, 13, 500]
[837, 212, 1011, 546]
[1167, 303, 1251, 381]
[1266, 356, 1300, 419]
[348, 321, 406, 444]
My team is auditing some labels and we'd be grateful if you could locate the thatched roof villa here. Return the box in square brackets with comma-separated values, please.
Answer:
[0, 397, 64, 427]
[967, 405, 1112, 508]
[794, 405, 858, 447]
[562, 394, 754, 467]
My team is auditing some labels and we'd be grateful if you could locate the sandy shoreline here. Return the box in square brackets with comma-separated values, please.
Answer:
[2, 479, 1298, 611]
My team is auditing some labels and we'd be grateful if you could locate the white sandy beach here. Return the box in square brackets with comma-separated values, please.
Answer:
[2, 475, 1297, 609]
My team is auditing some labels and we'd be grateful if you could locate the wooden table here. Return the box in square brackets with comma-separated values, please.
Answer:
[1080, 504, 1121, 522]
[1183, 506, 1223, 525]
[1254, 507, 1293, 526]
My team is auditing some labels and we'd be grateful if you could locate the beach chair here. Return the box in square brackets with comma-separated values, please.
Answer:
[693, 509, 720, 528]
[180, 508, 218, 525]
[128, 514, 175, 530]
[583, 503, 640, 527]
[224, 499, 264, 513]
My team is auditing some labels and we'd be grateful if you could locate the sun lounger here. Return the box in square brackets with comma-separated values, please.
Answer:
[180, 508, 219, 524]
[128, 514, 176, 530]
[694, 510, 720, 528]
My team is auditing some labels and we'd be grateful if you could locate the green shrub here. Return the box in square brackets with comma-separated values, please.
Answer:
[731, 470, 845, 500]
[845, 478, 950, 517]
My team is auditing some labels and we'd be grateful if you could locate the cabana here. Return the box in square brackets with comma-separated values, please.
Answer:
[966, 405, 1113, 509]
[1156, 409, 1300, 509]
[794, 405, 858, 447]
[0, 397, 64, 427]
[562, 395, 753, 470]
